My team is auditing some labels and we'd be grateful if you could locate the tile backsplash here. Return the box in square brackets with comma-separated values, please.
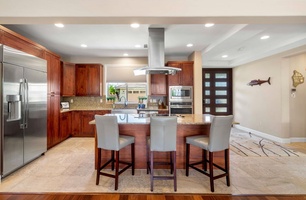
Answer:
[61, 96, 112, 109]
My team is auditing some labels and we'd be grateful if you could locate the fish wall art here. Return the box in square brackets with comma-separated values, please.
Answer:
[247, 77, 271, 86]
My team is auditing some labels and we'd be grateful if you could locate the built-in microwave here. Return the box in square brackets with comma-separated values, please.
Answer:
[169, 86, 193, 102]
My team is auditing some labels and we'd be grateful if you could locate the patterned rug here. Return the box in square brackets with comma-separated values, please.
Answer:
[230, 128, 305, 157]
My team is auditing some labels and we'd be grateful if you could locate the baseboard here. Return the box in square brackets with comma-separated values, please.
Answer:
[234, 125, 306, 143]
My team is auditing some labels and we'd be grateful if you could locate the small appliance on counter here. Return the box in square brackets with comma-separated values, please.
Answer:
[60, 101, 70, 109]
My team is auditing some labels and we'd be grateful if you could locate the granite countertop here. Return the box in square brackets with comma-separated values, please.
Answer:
[60, 108, 112, 113]
[89, 114, 213, 125]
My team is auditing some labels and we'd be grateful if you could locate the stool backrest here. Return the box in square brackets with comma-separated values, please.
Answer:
[150, 116, 177, 151]
[95, 115, 120, 150]
[208, 115, 233, 152]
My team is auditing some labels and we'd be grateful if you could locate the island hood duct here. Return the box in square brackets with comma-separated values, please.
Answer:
[134, 28, 181, 76]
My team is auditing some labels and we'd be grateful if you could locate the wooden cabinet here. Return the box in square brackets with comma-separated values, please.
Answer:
[75, 64, 103, 96]
[150, 74, 168, 95]
[46, 51, 61, 95]
[60, 112, 72, 140]
[61, 61, 75, 96]
[47, 95, 61, 149]
[167, 61, 194, 86]
[71, 110, 111, 137]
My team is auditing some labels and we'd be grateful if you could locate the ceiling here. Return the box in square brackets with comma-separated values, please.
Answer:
[4, 23, 306, 68]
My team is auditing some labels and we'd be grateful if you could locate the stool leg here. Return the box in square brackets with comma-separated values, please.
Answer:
[96, 148, 101, 185]
[146, 142, 150, 174]
[225, 149, 230, 186]
[170, 152, 173, 174]
[150, 151, 154, 192]
[173, 151, 177, 192]
[203, 149, 207, 171]
[209, 152, 214, 192]
[186, 143, 190, 176]
[115, 151, 119, 190]
[131, 143, 135, 175]
[111, 150, 115, 171]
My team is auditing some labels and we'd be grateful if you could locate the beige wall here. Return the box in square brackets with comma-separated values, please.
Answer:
[233, 45, 306, 139]
[188, 52, 202, 114]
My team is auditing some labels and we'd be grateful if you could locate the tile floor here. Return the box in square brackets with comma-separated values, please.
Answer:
[0, 134, 306, 194]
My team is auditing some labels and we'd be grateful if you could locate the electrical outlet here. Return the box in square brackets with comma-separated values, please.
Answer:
[100, 99, 103, 103]
[70, 99, 73, 103]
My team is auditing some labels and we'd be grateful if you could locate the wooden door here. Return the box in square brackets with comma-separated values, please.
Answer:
[46, 52, 61, 95]
[47, 94, 60, 149]
[167, 62, 181, 86]
[61, 62, 75, 96]
[75, 64, 88, 96]
[150, 74, 168, 95]
[181, 62, 194, 86]
[60, 112, 71, 140]
[88, 64, 101, 96]
[81, 111, 95, 136]
[71, 111, 82, 136]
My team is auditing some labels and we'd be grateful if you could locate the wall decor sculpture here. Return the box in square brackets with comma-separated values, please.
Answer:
[247, 77, 271, 86]
[292, 70, 304, 87]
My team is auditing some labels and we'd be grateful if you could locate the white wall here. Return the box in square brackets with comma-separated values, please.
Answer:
[233, 45, 306, 140]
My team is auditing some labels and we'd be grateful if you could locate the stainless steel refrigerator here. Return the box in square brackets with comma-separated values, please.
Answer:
[0, 44, 47, 178]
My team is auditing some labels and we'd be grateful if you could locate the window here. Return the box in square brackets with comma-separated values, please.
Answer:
[107, 83, 147, 103]
[202, 69, 232, 115]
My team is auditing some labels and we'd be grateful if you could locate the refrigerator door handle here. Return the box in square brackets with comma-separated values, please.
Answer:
[24, 79, 29, 129]
[19, 78, 26, 129]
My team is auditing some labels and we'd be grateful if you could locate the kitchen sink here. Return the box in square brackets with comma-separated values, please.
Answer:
[111, 109, 138, 114]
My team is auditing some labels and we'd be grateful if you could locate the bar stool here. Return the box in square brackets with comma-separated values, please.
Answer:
[95, 115, 135, 190]
[185, 115, 233, 192]
[147, 116, 177, 192]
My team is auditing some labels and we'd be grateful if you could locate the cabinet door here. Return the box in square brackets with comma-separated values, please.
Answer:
[88, 64, 101, 96]
[181, 62, 194, 86]
[81, 111, 96, 136]
[75, 65, 88, 96]
[47, 95, 60, 149]
[167, 62, 181, 86]
[46, 52, 61, 95]
[61, 62, 75, 96]
[150, 74, 168, 95]
[95, 110, 111, 116]
[71, 111, 82, 136]
[60, 112, 71, 140]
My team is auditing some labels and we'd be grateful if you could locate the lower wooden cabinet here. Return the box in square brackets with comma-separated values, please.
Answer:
[47, 95, 60, 149]
[71, 110, 111, 137]
[60, 112, 72, 140]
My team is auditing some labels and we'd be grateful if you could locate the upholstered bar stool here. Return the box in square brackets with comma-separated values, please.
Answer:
[147, 116, 178, 192]
[95, 115, 135, 190]
[185, 115, 233, 192]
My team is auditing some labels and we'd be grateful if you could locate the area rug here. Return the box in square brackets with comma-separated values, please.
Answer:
[230, 128, 304, 157]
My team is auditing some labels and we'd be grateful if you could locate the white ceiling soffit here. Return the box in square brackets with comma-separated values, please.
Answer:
[201, 24, 306, 68]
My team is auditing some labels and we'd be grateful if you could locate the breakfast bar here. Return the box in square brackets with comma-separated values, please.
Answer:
[90, 114, 219, 169]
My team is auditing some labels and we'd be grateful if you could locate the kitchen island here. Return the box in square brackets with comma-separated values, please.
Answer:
[90, 114, 215, 169]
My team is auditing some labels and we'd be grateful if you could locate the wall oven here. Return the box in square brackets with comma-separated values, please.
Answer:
[169, 86, 193, 102]
[169, 102, 193, 114]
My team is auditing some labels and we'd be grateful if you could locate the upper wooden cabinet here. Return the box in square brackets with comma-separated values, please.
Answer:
[75, 64, 103, 96]
[61, 61, 75, 96]
[150, 74, 168, 95]
[46, 51, 61, 95]
[167, 61, 194, 86]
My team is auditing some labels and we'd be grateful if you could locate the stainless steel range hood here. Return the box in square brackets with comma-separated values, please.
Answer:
[134, 28, 181, 76]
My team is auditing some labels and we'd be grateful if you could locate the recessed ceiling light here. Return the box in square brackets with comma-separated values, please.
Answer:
[123, 53, 129, 56]
[204, 23, 214, 28]
[134, 44, 141, 48]
[260, 35, 270, 40]
[186, 43, 193, 47]
[54, 23, 64, 28]
[222, 55, 228, 58]
[130, 23, 140, 28]
[81, 44, 87, 48]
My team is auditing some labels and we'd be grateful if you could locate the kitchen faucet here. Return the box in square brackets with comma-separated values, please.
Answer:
[119, 96, 128, 107]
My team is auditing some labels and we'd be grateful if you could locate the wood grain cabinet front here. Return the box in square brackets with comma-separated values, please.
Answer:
[167, 61, 194, 86]
[47, 95, 60, 149]
[60, 112, 72, 140]
[75, 64, 103, 96]
[150, 74, 168, 95]
[46, 51, 61, 95]
[61, 61, 75, 96]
